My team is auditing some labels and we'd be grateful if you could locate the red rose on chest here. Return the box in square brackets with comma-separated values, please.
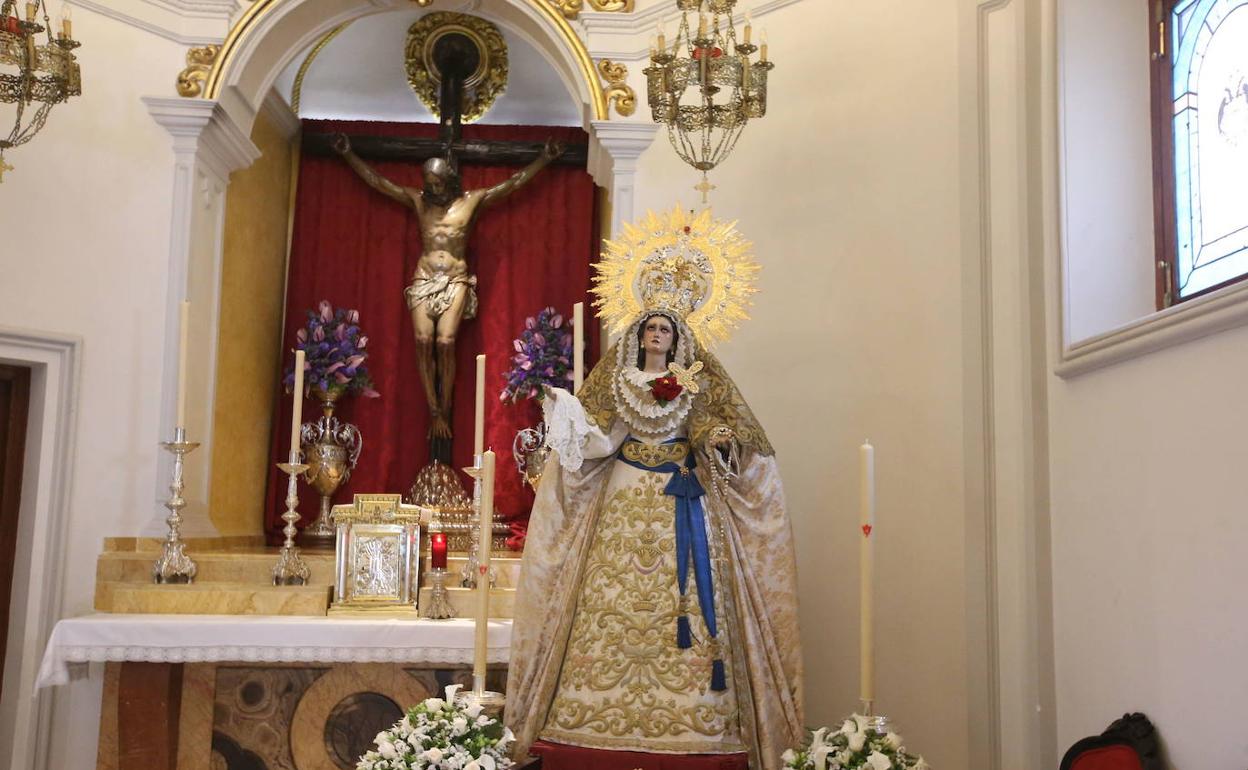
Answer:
[650, 375, 684, 404]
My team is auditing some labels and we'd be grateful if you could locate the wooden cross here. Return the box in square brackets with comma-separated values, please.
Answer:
[695, 173, 717, 205]
[0, 157, 12, 183]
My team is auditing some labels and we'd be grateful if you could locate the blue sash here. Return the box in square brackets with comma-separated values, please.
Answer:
[617, 437, 727, 691]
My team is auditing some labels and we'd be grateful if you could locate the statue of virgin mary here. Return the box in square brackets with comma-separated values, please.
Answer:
[505, 208, 804, 770]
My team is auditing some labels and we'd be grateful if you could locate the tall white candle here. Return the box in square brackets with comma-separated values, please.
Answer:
[859, 440, 876, 705]
[573, 302, 585, 394]
[474, 354, 486, 457]
[175, 300, 190, 430]
[473, 450, 496, 694]
[290, 350, 305, 460]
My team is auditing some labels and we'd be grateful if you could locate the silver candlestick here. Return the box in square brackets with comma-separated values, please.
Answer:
[461, 454, 497, 589]
[153, 427, 200, 584]
[273, 453, 312, 585]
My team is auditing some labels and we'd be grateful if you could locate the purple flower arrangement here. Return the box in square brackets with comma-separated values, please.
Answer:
[501, 306, 574, 403]
[284, 300, 380, 400]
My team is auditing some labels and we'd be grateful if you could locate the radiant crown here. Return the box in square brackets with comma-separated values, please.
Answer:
[593, 206, 758, 346]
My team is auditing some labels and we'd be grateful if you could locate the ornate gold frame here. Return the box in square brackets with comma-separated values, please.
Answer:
[597, 59, 635, 117]
[547, 0, 635, 19]
[186, 0, 614, 120]
[405, 12, 508, 124]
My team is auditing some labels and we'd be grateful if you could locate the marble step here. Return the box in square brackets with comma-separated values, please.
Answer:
[94, 581, 332, 616]
[97, 549, 338, 586]
[415, 585, 516, 619]
[97, 550, 523, 588]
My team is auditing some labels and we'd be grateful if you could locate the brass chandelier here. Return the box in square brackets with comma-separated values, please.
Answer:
[644, 0, 772, 190]
[0, 0, 81, 181]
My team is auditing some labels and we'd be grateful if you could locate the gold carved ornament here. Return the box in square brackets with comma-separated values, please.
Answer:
[405, 12, 507, 124]
[597, 59, 635, 118]
[175, 45, 219, 98]
[177, 0, 610, 119]
[547, 0, 635, 20]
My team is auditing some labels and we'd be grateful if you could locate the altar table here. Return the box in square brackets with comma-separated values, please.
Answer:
[39, 615, 513, 770]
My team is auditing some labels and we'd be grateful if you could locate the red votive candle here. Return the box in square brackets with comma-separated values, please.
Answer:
[430, 532, 448, 570]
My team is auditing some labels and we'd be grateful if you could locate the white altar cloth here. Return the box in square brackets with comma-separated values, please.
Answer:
[37, 614, 513, 688]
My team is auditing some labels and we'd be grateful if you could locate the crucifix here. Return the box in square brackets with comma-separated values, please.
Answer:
[329, 32, 571, 466]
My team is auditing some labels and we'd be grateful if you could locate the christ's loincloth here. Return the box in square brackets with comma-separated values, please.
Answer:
[405, 269, 479, 320]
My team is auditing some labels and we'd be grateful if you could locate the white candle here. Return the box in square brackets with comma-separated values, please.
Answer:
[656, 21, 666, 52]
[573, 302, 585, 394]
[175, 300, 190, 430]
[760, 29, 768, 62]
[290, 350, 305, 460]
[473, 354, 486, 457]
[743, 10, 753, 44]
[473, 450, 496, 694]
[859, 440, 876, 705]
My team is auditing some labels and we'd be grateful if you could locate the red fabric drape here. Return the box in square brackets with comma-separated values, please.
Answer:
[265, 120, 600, 543]
[529, 741, 749, 770]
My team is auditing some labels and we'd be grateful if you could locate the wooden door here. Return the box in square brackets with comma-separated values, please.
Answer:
[0, 364, 31, 698]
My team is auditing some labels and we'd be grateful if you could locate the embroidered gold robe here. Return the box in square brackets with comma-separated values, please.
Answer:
[505, 342, 804, 770]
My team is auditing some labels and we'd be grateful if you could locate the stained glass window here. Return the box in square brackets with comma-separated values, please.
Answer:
[1166, 0, 1248, 300]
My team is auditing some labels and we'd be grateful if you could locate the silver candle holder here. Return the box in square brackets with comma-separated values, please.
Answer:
[152, 426, 200, 584]
[461, 454, 497, 589]
[424, 567, 456, 619]
[272, 453, 311, 585]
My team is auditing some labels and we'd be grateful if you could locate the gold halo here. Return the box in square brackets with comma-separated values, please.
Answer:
[405, 12, 509, 124]
[593, 206, 759, 347]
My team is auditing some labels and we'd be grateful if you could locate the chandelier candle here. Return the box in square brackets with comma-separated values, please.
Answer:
[859, 439, 876, 710]
[474, 354, 486, 456]
[473, 450, 497, 694]
[175, 300, 190, 429]
[573, 302, 584, 393]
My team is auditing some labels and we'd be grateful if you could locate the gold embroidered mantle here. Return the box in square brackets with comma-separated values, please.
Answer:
[504, 403, 802, 769]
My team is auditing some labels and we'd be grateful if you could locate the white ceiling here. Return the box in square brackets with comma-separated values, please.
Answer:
[273, 8, 583, 126]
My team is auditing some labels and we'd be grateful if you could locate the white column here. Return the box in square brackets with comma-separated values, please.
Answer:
[144, 97, 260, 537]
[588, 120, 660, 238]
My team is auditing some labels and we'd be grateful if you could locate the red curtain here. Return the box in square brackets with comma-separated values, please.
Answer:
[264, 120, 600, 543]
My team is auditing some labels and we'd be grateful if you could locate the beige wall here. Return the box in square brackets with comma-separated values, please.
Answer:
[208, 110, 295, 536]
[0, 6, 191, 767]
[638, 2, 970, 766]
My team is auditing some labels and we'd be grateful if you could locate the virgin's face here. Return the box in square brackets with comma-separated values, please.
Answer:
[642, 316, 674, 357]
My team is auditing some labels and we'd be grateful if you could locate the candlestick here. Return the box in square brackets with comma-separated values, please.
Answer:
[152, 427, 200, 584]
[760, 29, 768, 62]
[473, 354, 485, 456]
[573, 302, 584, 394]
[698, 12, 707, 37]
[290, 349, 305, 454]
[272, 455, 311, 585]
[175, 300, 189, 429]
[24, 2, 35, 21]
[473, 450, 496, 694]
[859, 439, 876, 708]
[60, 6, 71, 37]
[744, 10, 752, 44]
[656, 21, 666, 51]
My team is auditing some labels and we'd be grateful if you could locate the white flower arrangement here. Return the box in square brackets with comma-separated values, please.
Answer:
[356, 684, 516, 770]
[781, 715, 930, 770]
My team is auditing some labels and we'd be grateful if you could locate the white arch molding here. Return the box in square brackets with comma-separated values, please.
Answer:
[143, 0, 657, 535]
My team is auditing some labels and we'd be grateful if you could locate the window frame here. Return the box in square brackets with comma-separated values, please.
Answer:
[1151, 0, 1248, 308]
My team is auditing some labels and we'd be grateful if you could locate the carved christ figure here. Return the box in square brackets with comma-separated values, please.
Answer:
[332, 134, 564, 442]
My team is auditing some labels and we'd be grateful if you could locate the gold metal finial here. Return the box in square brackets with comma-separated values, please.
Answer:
[695, 173, 716, 205]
